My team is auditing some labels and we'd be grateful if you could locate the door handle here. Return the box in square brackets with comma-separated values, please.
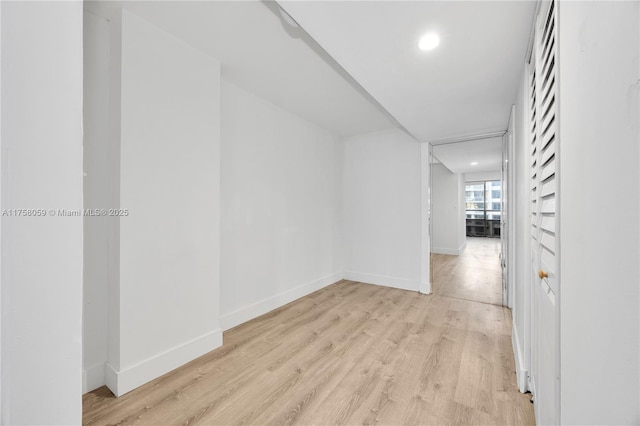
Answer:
[538, 269, 549, 279]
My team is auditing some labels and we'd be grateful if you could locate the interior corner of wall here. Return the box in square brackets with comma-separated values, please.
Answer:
[82, 362, 107, 394]
[105, 328, 222, 397]
[104, 362, 120, 397]
[419, 280, 431, 294]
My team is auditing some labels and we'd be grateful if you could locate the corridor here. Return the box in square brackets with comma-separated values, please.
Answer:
[432, 237, 502, 305]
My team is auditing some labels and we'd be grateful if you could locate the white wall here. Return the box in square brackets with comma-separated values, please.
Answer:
[558, 2, 639, 423]
[84, 6, 347, 396]
[465, 170, 501, 183]
[431, 163, 466, 255]
[0, 1, 3, 419]
[106, 10, 222, 396]
[343, 129, 421, 291]
[220, 80, 343, 330]
[1, 1, 84, 423]
[83, 11, 111, 394]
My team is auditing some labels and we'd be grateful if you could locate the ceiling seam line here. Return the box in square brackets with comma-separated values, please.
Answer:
[429, 130, 508, 146]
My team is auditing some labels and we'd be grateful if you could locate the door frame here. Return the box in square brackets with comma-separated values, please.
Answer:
[419, 142, 431, 294]
[423, 135, 510, 304]
[502, 106, 516, 308]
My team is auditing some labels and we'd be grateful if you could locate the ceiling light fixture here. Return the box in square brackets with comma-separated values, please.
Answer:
[419, 32, 440, 51]
[471, 162, 478, 166]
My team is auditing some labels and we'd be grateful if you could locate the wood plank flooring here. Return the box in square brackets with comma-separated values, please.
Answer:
[83, 278, 534, 425]
[432, 237, 503, 306]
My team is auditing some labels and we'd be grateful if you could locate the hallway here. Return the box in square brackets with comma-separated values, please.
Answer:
[432, 238, 502, 306]
[83, 280, 534, 425]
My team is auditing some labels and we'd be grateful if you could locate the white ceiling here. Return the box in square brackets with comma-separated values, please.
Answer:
[85, 0, 396, 138]
[87, 0, 536, 170]
[432, 137, 503, 174]
[279, 0, 537, 143]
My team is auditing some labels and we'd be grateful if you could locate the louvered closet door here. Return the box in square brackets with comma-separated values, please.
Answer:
[530, 0, 560, 424]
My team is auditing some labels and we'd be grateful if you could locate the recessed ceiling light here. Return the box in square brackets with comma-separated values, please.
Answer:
[419, 32, 440, 51]
[471, 162, 478, 166]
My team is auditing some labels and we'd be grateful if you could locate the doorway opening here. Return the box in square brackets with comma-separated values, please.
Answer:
[429, 136, 507, 306]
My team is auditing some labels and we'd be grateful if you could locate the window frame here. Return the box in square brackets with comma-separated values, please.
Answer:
[465, 180, 502, 221]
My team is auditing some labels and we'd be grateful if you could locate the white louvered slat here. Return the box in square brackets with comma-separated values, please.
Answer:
[541, 77, 555, 107]
[540, 214, 556, 232]
[541, 136, 556, 164]
[540, 176, 556, 198]
[540, 157, 556, 182]
[541, 248, 556, 276]
[541, 97, 556, 130]
[540, 195, 556, 214]
[540, 230, 556, 254]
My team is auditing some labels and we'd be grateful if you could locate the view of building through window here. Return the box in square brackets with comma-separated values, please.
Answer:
[465, 180, 502, 237]
[465, 180, 501, 220]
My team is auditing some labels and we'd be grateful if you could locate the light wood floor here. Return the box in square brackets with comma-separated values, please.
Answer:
[432, 237, 502, 306]
[83, 281, 534, 425]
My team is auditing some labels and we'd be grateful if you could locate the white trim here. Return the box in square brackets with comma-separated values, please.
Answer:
[431, 241, 466, 256]
[530, 368, 537, 404]
[220, 273, 342, 331]
[429, 130, 506, 146]
[512, 321, 529, 393]
[0, 1, 3, 418]
[105, 328, 222, 397]
[82, 363, 106, 394]
[418, 280, 431, 295]
[507, 105, 517, 309]
[343, 271, 419, 292]
[524, 0, 542, 63]
[419, 143, 431, 294]
[431, 248, 460, 255]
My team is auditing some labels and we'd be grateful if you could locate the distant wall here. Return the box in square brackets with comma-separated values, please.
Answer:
[465, 170, 501, 182]
[343, 129, 422, 291]
[432, 163, 466, 255]
[220, 80, 343, 331]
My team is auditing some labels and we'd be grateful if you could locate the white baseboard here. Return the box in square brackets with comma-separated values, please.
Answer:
[83, 362, 106, 394]
[105, 328, 222, 396]
[343, 271, 419, 292]
[220, 272, 342, 331]
[431, 247, 461, 255]
[431, 241, 467, 256]
[512, 322, 529, 393]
